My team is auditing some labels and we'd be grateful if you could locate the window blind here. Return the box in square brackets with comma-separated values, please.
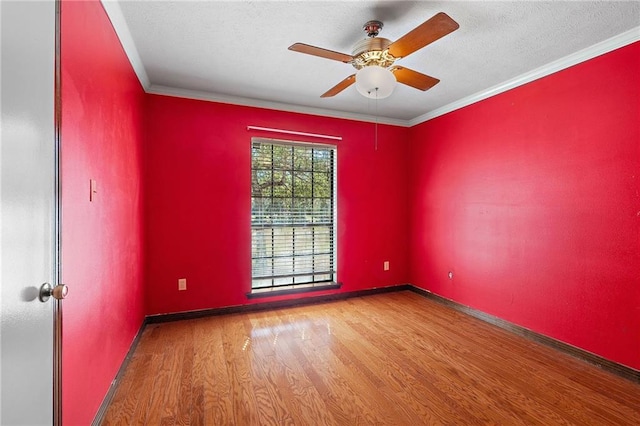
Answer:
[251, 140, 336, 290]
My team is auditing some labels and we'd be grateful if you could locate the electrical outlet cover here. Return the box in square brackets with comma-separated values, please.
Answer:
[178, 278, 187, 290]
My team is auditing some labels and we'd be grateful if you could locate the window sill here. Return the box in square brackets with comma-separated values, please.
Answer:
[247, 282, 341, 299]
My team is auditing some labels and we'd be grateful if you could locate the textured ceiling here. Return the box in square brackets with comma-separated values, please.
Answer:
[111, 1, 640, 124]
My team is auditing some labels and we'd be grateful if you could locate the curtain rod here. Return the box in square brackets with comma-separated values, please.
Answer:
[247, 126, 342, 141]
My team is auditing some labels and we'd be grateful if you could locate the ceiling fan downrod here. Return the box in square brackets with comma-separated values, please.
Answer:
[363, 20, 383, 38]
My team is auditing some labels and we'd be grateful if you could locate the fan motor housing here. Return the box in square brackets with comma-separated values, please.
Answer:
[351, 37, 396, 69]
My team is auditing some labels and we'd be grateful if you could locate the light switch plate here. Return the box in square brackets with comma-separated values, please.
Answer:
[178, 278, 187, 291]
[90, 179, 97, 202]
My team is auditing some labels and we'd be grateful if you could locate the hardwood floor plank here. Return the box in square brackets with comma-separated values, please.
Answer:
[144, 325, 184, 425]
[176, 322, 195, 425]
[383, 293, 640, 425]
[102, 352, 153, 425]
[331, 305, 479, 423]
[130, 352, 164, 424]
[189, 385, 204, 426]
[283, 322, 386, 423]
[100, 354, 142, 425]
[245, 316, 296, 425]
[192, 317, 232, 424]
[100, 292, 640, 425]
[251, 310, 338, 425]
[159, 416, 174, 426]
[102, 323, 169, 425]
[163, 325, 188, 422]
[368, 294, 606, 424]
[344, 311, 516, 424]
[221, 315, 262, 425]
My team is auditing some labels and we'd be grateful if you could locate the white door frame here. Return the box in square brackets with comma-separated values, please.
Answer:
[53, 0, 63, 423]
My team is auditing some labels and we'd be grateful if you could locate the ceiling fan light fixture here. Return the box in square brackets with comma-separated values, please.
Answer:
[355, 66, 396, 99]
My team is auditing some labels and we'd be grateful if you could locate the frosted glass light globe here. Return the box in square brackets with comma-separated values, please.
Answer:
[355, 66, 397, 99]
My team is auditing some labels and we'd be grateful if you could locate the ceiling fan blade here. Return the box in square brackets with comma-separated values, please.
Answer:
[289, 43, 354, 63]
[387, 12, 459, 59]
[321, 74, 356, 98]
[390, 66, 440, 91]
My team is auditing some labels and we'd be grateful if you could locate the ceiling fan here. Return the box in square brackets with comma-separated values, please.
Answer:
[288, 12, 459, 99]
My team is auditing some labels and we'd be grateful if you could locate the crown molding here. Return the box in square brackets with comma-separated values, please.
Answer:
[101, 0, 407, 126]
[100, 0, 150, 89]
[147, 85, 411, 127]
[408, 26, 640, 127]
[101, 1, 637, 129]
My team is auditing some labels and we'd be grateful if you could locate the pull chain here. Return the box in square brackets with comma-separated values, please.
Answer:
[367, 88, 380, 151]
[374, 88, 379, 151]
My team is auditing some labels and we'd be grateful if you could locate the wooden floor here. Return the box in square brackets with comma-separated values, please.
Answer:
[101, 291, 640, 425]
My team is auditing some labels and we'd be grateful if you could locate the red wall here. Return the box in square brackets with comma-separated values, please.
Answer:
[408, 42, 640, 370]
[144, 95, 410, 315]
[61, 1, 146, 424]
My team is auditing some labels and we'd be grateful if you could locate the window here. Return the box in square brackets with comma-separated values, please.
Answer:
[251, 139, 337, 294]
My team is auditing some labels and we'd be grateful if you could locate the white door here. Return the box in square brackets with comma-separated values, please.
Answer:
[1, 0, 63, 424]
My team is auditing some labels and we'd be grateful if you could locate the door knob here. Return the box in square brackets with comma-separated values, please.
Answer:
[39, 283, 68, 302]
